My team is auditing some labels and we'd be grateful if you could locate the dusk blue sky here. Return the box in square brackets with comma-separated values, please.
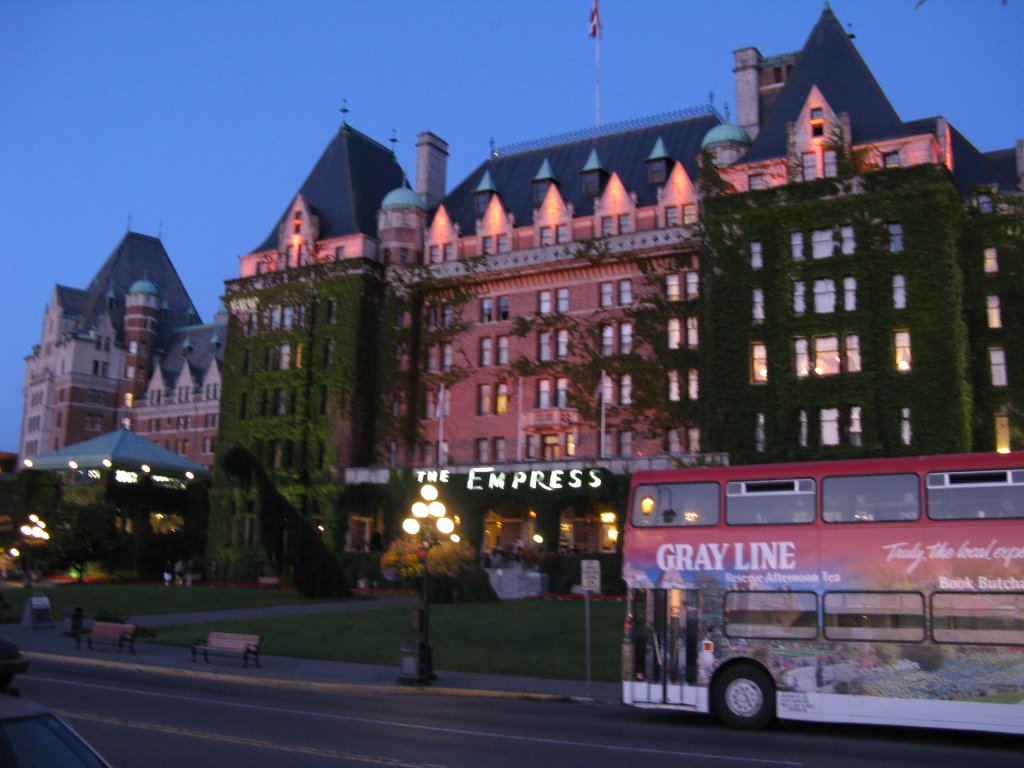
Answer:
[2, 0, 1022, 453]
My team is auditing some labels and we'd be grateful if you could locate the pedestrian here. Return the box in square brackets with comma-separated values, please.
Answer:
[163, 561, 172, 587]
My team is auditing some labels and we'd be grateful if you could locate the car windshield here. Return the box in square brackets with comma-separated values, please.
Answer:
[0, 714, 108, 768]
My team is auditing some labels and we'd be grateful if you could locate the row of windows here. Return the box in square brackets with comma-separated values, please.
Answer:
[746, 222, 905, 269]
[723, 590, 1023, 646]
[750, 331, 909, 383]
[634, 467, 1024, 528]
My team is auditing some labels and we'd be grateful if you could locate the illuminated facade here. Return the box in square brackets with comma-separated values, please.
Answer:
[20, 232, 224, 471]
[216, 7, 1022, 559]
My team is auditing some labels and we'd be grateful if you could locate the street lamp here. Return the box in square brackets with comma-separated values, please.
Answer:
[18, 514, 50, 586]
[398, 483, 456, 685]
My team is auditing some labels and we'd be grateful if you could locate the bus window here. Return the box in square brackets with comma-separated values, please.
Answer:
[822, 473, 919, 522]
[824, 592, 925, 642]
[725, 479, 815, 525]
[932, 593, 1024, 645]
[632, 482, 719, 527]
[926, 469, 1024, 519]
[724, 591, 818, 640]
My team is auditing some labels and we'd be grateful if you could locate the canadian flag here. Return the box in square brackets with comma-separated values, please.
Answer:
[589, 0, 601, 38]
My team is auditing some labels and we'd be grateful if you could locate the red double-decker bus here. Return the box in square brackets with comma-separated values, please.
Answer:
[621, 452, 1024, 733]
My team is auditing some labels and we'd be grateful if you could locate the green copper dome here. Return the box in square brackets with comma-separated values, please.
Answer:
[381, 185, 426, 211]
[128, 278, 159, 295]
[700, 122, 752, 150]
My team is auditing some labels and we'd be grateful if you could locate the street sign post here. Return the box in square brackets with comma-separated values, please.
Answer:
[581, 559, 601, 698]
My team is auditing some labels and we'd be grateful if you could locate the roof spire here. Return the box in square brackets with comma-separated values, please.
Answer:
[389, 128, 398, 154]
[339, 99, 349, 128]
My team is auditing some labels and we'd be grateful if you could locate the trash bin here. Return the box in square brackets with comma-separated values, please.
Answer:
[398, 641, 432, 685]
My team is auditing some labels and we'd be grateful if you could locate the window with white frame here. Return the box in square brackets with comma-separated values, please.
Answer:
[843, 276, 857, 311]
[667, 318, 681, 350]
[893, 274, 907, 309]
[496, 383, 509, 414]
[601, 216, 615, 236]
[557, 377, 570, 408]
[799, 410, 809, 447]
[988, 296, 1002, 328]
[821, 408, 840, 446]
[601, 325, 614, 355]
[688, 368, 699, 400]
[666, 274, 680, 301]
[600, 282, 614, 307]
[556, 287, 569, 313]
[795, 338, 810, 378]
[755, 413, 766, 453]
[497, 335, 509, 364]
[442, 343, 453, 371]
[619, 322, 633, 354]
[686, 316, 699, 347]
[683, 204, 697, 225]
[480, 337, 492, 367]
[749, 174, 765, 190]
[618, 214, 631, 233]
[751, 343, 768, 384]
[556, 329, 569, 359]
[900, 407, 912, 445]
[444, 243, 455, 261]
[883, 151, 900, 168]
[990, 348, 1008, 387]
[850, 406, 863, 446]
[538, 290, 552, 314]
[894, 331, 912, 372]
[619, 374, 632, 405]
[845, 334, 861, 373]
[750, 241, 763, 269]
[793, 281, 806, 316]
[801, 152, 817, 181]
[813, 279, 836, 313]
[888, 223, 904, 253]
[752, 288, 765, 324]
[537, 379, 552, 409]
[618, 279, 633, 305]
[539, 226, 553, 246]
[823, 149, 838, 178]
[814, 336, 840, 376]
[812, 228, 834, 259]
[984, 247, 999, 274]
[481, 298, 494, 322]
[601, 374, 614, 404]
[840, 225, 855, 254]
[688, 427, 701, 452]
[665, 205, 680, 226]
[538, 332, 552, 362]
[668, 370, 681, 402]
[476, 438, 490, 463]
[685, 271, 699, 299]
[791, 231, 804, 261]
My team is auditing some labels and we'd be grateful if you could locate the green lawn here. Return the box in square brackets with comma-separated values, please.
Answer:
[1, 584, 626, 681]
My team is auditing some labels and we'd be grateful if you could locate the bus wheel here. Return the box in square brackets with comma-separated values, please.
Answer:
[712, 664, 776, 730]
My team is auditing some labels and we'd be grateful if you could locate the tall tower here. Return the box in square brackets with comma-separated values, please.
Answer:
[120, 277, 161, 429]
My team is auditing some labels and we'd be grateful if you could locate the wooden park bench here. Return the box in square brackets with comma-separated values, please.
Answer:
[75, 621, 137, 654]
[192, 631, 262, 668]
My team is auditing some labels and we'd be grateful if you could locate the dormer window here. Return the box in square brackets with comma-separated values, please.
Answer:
[475, 191, 490, 217]
[810, 107, 825, 137]
[648, 159, 667, 185]
[582, 171, 601, 197]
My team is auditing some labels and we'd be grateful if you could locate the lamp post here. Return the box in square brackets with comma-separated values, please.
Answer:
[18, 514, 50, 586]
[398, 483, 457, 685]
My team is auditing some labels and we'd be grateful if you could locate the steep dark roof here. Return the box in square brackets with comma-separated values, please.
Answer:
[903, 118, 1019, 196]
[441, 112, 720, 235]
[981, 148, 1020, 194]
[78, 232, 198, 351]
[254, 124, 406, 252]
[159, 320, 225, 390]
[54, 284, 87, 320]
[744, 7, 908, 164]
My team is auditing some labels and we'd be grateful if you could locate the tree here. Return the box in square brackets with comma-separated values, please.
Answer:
[48, 500, 121, 580]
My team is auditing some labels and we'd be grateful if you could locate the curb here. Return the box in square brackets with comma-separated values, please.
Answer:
[23, 651, 577, 703]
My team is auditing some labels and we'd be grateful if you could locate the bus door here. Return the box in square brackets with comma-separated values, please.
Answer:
[630, 588, 700, 706]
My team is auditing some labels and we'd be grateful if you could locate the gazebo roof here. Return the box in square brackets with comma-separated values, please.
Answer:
[27, 429, 209, 481]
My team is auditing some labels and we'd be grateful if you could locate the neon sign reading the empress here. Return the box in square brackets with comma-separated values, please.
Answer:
[415, 466, 603, 492]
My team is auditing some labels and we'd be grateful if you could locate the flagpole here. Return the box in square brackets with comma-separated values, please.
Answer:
[599, 370, 607, 459]
[438, 383, 446, 465]
[516, 376, 524, 461]
[595, 20, 601, 133]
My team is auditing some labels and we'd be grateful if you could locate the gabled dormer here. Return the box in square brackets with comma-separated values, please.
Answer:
[146, 365, 167, 406]
[657, 161, 699, 227]
[593, 172, 637, 237]
[277, 194, 321, 267]
[473, 170, 498, 218]
[580, 148, 607, 197]
[645, 138, 671, 185]
[532, 158, 558, 207]
[535, 182, 573, 247]
[426, 205, 460, 263]
[477, 193, 515, 256]
[789, 87, 850, 181]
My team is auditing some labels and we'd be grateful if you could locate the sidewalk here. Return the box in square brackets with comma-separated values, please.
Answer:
[2, 596, 621, 704]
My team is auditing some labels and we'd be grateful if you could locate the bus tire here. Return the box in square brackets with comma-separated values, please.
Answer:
[712, 664, 776, 730]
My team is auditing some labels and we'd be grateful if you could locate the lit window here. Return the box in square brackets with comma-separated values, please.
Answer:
[688, 427, 701, 451]
[684, 271, 699, 299]
[688, 369, 699, 401]
[894, 331, 912, 372]
[668, 370, 681, 402]
[619, 375, 632, 405]
[665, 206, 680, 226]
[600, 282, 614, 307]
[840, 225, 855, 254]
[812, 228, 834, 259]
[619, 322, 633, 354]
[995, 414, 1011, 453]
[752, 288, 765, 324]
[845, 334, 861, 373]
[496, 383, 509, 415]
[893, 274, 907, 309]
[667, 318, 681, 350]
[794, 338, 810, 378]
[984, 247, 999, 274]
[601, 217, 615, 236]
[850, 406, 863, 446]
[556, 287, 569, 313]
[990, 348, 1008, 387]
[556, 329, 569, 359]
[666, 274, 680, 301]
[987, 296, 1002, 329]
[601, 325, 614, 355]
[481, 298, 494, 323]
[821, 408, 840, 446]
[802, 152, 817, 181]
[793, 281, 806, 316]
[883, 151, 900, 168]
[823, 149, 837, 178]
[538, 290, 552, 314]
[799, 410, 809, 447]
[686, 316, 699, 347]
[748, 174, 765, 190]
[618, 279, 633, 305]
[557, 377, 570, 408]
[682, 204, 697, 225]
[813, 279, 835, 314]
[814, 336, 840, 376]
[888, 223, 904, 253]
[751, 343, 768, 384]
[750, 241, 763, 269]
[480, 337, 493, 367]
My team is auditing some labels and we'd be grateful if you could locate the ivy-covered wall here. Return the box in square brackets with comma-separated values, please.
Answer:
[702, 164, 972, 463]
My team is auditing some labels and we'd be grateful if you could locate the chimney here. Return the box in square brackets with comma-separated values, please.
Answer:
[416, 131, 449, 211]
[733, 46, 762, 140]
